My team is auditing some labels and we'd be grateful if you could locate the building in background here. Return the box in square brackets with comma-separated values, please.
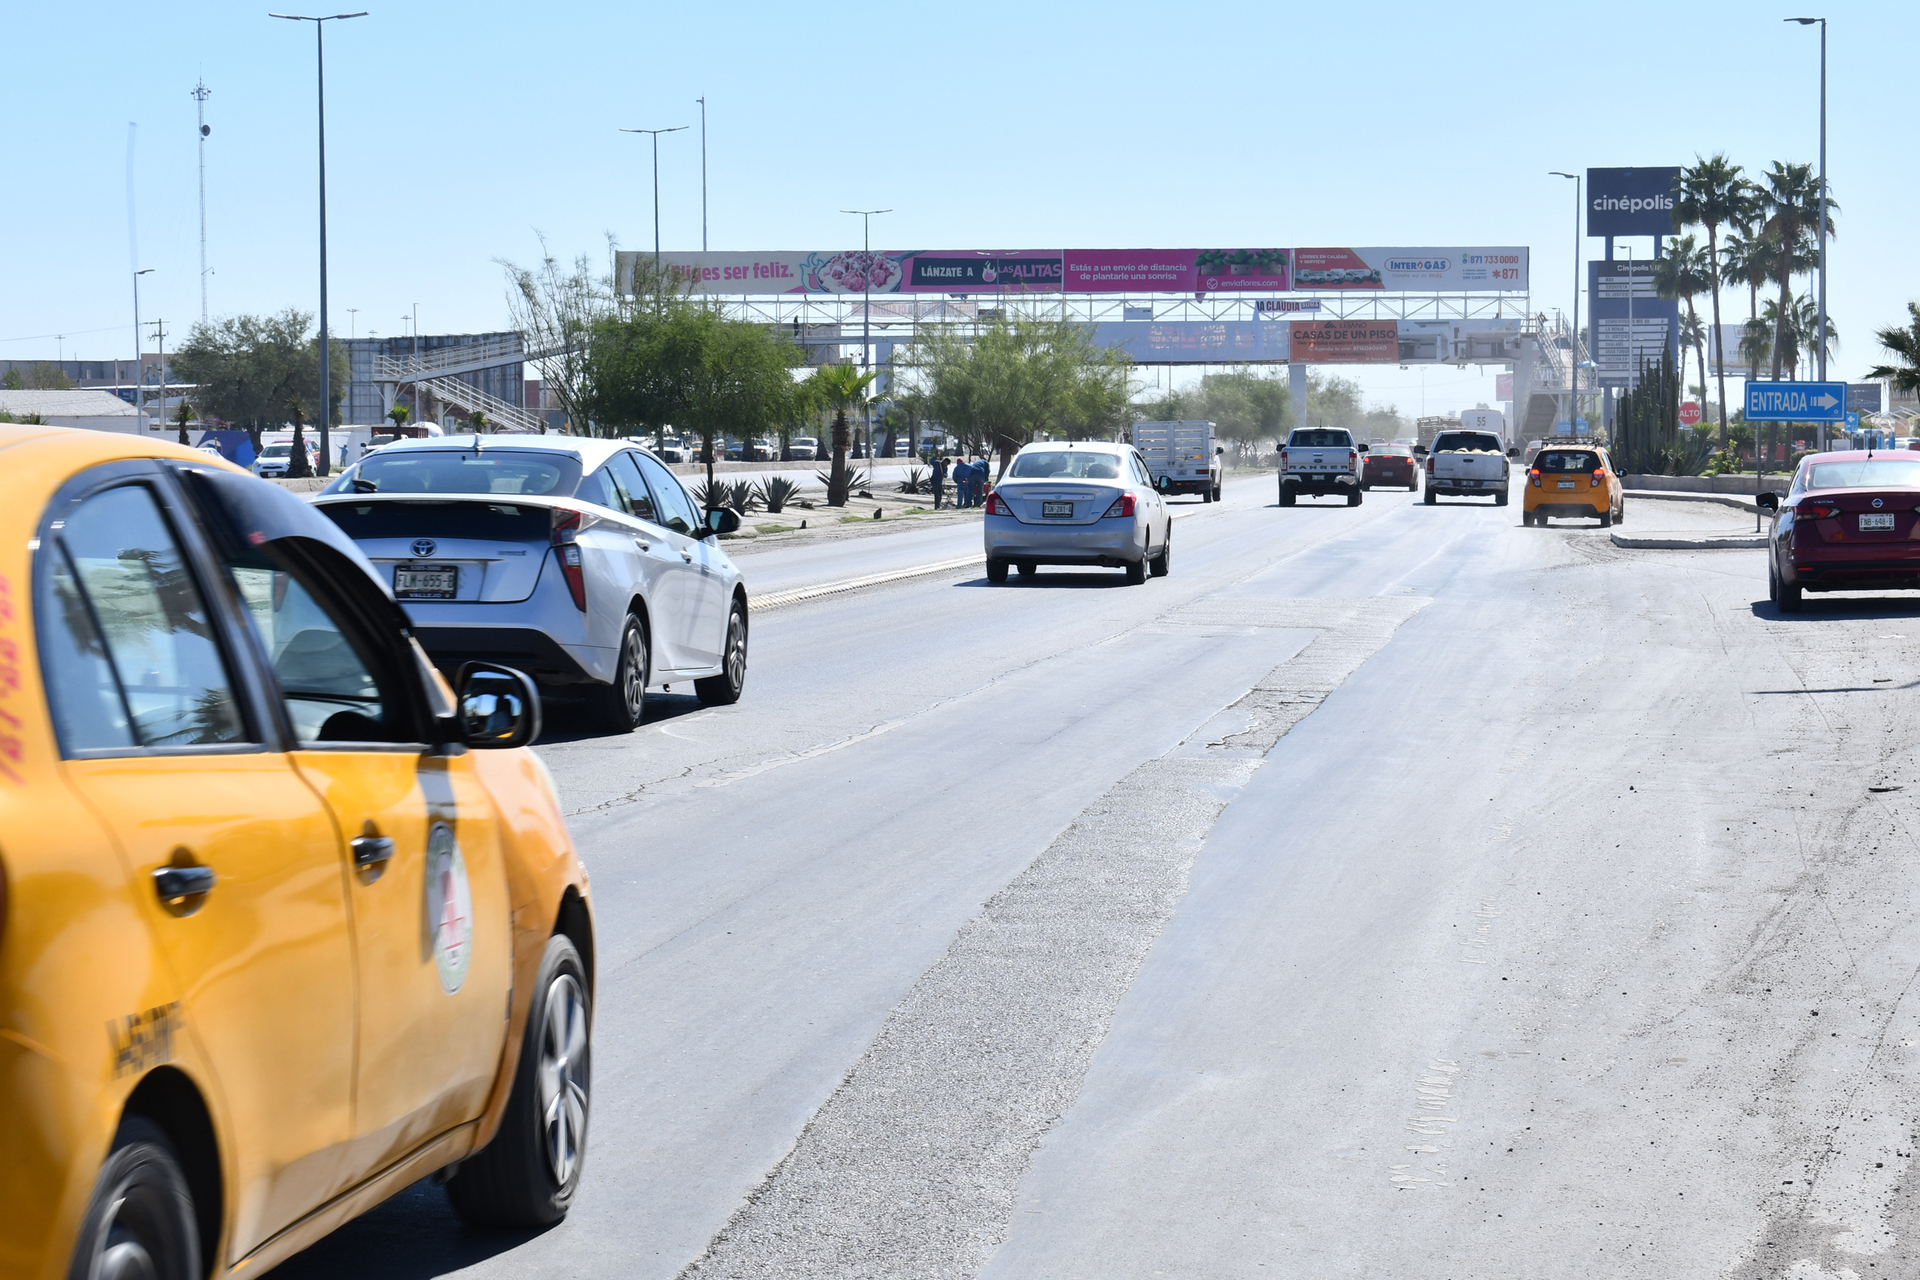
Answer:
[343, 332, 524, 429]
[0, 389, 143, 434]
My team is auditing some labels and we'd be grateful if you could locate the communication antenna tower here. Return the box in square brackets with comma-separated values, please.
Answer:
[192, 79, 211, 323]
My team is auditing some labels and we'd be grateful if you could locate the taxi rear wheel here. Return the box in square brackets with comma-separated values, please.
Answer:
[67, 1117, 201, 1280]
[446, 934, 591, 1228]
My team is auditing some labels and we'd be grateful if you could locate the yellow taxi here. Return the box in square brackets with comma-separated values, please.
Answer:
[0, 425, 595, 1279]
[1522, 441, 1625, 527]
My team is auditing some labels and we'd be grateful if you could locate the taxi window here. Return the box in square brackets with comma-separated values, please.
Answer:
[226, 562, 390, 743]
[1537, 451, 1599, 473]
[43, 484, 250, 752]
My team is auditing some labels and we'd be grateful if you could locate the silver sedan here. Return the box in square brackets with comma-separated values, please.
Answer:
[982, 442, 1173, 584]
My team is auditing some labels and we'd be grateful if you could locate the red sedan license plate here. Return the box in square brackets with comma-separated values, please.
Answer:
[394, 564, 458, 598]
[1861, 514, 1896, 531]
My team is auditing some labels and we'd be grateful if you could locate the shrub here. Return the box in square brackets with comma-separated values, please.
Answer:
[756, 476, 802, 513]
[897, 467, 926, 494]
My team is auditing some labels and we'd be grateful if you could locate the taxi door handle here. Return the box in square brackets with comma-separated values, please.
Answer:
[153, 865, 216, 900]
[352, 835, 395, 868]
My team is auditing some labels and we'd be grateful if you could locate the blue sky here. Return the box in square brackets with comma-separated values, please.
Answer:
[4, 0, 1911, 418]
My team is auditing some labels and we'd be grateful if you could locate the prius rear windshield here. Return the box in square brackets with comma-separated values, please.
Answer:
[344, 449, 581, 496]
[317, 501, 551, 543]
[1008, 451, 1125, 480]
[1807, 460, 1920, 490]
[1288, 430, 1352, 448]
[1536, 451, 1599, 473]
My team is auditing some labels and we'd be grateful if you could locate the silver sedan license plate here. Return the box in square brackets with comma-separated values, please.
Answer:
[1861, 513, 1896, 531]
[1042, 501, 1073, 518]
[394, 563, 458, 598]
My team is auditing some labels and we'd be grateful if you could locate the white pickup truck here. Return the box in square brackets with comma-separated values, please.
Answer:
[1278, 427, 1364, 507]
[1424, 428, 1510, 506]
[1132, 420, 1223, 502]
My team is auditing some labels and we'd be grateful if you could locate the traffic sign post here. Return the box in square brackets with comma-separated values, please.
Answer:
[1744, 381, 1846, 422]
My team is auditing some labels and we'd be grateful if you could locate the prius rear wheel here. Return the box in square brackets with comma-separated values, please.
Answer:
[586, 616, 647, 733]
[446, 935, 591, 1228]
[695, 600, 747, 706]
[67, 1118, 201, 1280]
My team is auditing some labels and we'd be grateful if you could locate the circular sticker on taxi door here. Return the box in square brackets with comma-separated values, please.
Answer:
[426, 822, 473, 994]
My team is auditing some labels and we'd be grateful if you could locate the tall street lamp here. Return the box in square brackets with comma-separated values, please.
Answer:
[696, 96, 708, 252]
[1788, 17, 1829, 404]
[132, 267, 153, 434]
[621, 125, 688, 295]
[841, 208, 890, 463]
[271, 9, 367, 476]
[1550, 172, 1582, 434]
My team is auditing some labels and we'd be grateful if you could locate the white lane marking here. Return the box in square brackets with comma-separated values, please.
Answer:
[1392, 1058, 1462, 1188]
[752, 554, 981, 610]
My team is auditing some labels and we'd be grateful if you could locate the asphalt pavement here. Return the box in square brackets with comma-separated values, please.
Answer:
[270, 478, 1920, 1279]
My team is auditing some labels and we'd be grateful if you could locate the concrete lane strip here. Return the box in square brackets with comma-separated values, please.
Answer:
[750, 554, 983, 611]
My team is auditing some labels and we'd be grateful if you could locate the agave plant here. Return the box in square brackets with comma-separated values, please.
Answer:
[816, 466, 870, 491]
[725, 480, 761, 514]
[897, 467, 926, 494]
[756, 476, 802, 513]
[692, 478, 727, 512]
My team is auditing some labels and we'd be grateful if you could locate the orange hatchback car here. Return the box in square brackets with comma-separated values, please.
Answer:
[0, 426, 595, 1280]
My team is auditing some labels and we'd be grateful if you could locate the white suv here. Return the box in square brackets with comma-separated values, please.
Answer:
[316, 436, 748, 732]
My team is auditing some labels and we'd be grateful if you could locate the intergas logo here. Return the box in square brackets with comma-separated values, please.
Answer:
[1384, 257, 1451, 273]
[1592, 193, 1674, 214]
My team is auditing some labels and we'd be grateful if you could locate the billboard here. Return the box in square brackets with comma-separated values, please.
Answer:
[1292, 247, 1527, 291]
[1091, 321, 1289, 364]
[1589, 260, 1678, 388]
[1587, 168, 1682, 238]
[1064, 249, 1290, 293]
[619, 246, 1523, 295]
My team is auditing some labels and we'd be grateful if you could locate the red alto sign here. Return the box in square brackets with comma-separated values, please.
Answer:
[1679, 401, 1702, 426]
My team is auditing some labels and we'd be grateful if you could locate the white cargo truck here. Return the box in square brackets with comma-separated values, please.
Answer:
[1131, 420, 1223, 502]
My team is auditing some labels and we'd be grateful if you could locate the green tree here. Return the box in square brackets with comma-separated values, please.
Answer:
[814, 362, 878, 506]
[2, 368, 21, 390]
[170, 310, 348, 454]
[284, 396, 314, 479]
[386, 403, 410, 431]
[1673, 154, 1749, 446]
[23, 361, 75, 390]
[1653, 234, 1712, 418]
[1866, 303, 1920, 406]
[1756, 161, 1839, 380]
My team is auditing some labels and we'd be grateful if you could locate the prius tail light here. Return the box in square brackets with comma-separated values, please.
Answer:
[551, 508, 588, 610]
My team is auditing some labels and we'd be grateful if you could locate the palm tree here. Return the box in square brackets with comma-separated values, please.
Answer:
[1653, 235, 1712, 422]
[1677, 312, 1706, 404]
[1866, 303, 1920, 407]
[1673, 154, 1748, 445]
[1761, 300, 1802, 379]
[1756, 161, 1839, 380]
[1789, 294, 1837, 376]
[815, 362, 877, 506]
[284, 396, 314, 479]
[1740, 317, 1774, 383]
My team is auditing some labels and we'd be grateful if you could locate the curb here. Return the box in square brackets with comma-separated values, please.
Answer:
[1610, 532, 1767, 550]
[752, 554, 982, 611]
[1624, 490, 1764, 514]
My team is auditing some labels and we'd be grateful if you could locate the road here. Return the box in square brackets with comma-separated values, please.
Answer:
[272, 476, 1920, 1278]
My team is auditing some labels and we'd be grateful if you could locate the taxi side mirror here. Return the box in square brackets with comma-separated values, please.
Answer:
[1756, 492, 1780, 514]
[705, 507, 741, 538]
[453, 663, 541, 749]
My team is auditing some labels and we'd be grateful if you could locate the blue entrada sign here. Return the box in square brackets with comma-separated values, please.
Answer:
[1745, 381, 1846, 423]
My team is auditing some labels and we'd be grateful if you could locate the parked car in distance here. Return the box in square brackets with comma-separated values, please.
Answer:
[790, 437, 820, 460]
[1361, 443, 1419, 491]
[0, 423, 595, 1280]
[316, 436, 749, 732]
[1523, 443, 1623, 527]
[251, 438, 319, 478]
[1759, 451, 1920, 611]
[984, 441, 1172, 585]
[1278, 427, 1364, 506]
[1425, 429, 1510, 505]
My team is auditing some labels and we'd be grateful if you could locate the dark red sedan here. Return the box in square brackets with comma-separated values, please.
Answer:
[1761, 450, 1920, 611]
[1361, 444, 1419, 491]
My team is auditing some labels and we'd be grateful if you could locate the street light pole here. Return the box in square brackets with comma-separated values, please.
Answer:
[620, 126, 688, 300]
[271, 10, 367, 476]
[1787, 18, 1829, 448]
[841, 208, 891, 465]
[1551, 172, 1581, 434]
[696, 96, 707, 252]
[132, 268, 153, 434]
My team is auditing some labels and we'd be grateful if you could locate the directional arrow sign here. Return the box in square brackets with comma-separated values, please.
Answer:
[1745, 380, 1847, 423]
